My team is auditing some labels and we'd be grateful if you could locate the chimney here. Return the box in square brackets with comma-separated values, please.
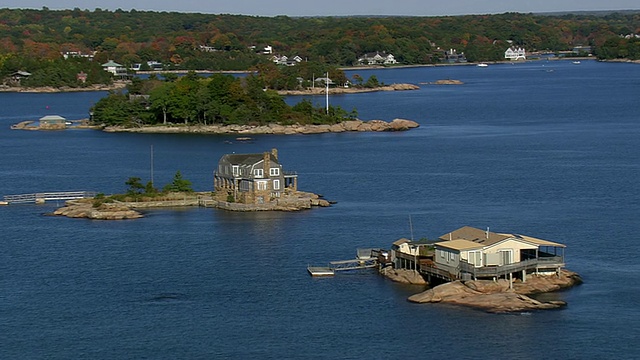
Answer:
[486, 227, 490, 239]
[271, 148, 278, 160]
[263, 151, 270, 177]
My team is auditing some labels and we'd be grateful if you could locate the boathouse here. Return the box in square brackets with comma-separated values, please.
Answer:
[213, 148, 298, 204]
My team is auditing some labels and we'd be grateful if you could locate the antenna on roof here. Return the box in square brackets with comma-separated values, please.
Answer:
[409, 215, 414, 242]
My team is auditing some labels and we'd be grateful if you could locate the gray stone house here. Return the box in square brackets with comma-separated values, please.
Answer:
[213, 148, 298, 204]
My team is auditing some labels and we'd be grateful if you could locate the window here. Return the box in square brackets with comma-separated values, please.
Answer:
[232, 165, 239, 176]
[273, 179, 280, 190]
[257, 181, 267, 190]
[253, 168, 263, 178]
[270, 167, 280, 176]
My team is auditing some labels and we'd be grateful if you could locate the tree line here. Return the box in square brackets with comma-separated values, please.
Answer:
[1, 8, 639, 76]
[91, 70, 357, 127]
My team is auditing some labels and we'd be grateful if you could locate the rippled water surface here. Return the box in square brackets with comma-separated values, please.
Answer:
[1, 60, 639, 359]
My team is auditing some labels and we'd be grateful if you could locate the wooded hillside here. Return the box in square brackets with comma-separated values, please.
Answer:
[1, 8, 639, 74]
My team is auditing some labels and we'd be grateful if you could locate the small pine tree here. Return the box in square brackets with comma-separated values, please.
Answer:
[164, 171, 193, 192]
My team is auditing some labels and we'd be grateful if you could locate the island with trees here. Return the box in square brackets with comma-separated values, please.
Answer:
[88, 68, 420, 135]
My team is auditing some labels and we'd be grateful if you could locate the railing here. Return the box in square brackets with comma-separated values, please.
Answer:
[3, 191, 97, 204]
[458, 257, 564, 279]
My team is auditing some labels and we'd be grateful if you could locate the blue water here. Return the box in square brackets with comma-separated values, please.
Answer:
[1, 60, 639, 359]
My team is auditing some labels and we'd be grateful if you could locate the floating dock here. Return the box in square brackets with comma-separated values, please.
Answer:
[307, 248, 384, 276]
[307, 267, 335, 276]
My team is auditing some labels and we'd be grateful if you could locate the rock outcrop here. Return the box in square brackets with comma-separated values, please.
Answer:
[407, 270, 581, 313]
[102, 118, 419, 135]
[380, 267, 428, 285]
[277, 83, 419, 95]
[205, 190, 331, 212]
[52, 190, 332, 219]
[52, 199, 143, 220]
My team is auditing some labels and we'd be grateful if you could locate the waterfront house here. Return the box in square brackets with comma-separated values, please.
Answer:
[213, 149, 298, 204]
[38, 115, 67, 129]
[10, 71, 31, 84]
[357, 52, 397, 65]
[101, 60, 127, 77]
[443, 49, 467, 63]
[505, 47, 526, 60]
[429, 226, 565, 281]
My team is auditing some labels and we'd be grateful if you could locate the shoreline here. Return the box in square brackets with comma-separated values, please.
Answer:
[51, 190, 332, 219]
[384, 268, 582, 313]
[101, 119, 420, 135]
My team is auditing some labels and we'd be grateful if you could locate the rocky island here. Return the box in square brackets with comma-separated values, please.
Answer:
[407, 270, 581, 313]
[277, 83, 419, 95]
[379, 227, 582, 313]
[52, 189, 332, 220]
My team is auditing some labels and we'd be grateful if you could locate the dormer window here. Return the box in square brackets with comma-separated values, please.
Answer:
[254, 168, 264, 178]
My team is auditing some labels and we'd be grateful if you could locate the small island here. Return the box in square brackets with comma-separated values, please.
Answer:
[52, 148, 332, 220]
[379, 226, 582, 313]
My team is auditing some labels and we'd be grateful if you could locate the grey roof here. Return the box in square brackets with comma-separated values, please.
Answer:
[102, 60, 122, 67]
[39, 115, 66, 121]
[221, 153, 278, 166]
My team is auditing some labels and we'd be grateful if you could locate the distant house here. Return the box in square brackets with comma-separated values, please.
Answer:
[572, 46, 593, 55]
[443, 49, 467, 63]
[76, 71, 87, 83]
[357, 52, 397, 65]
[505, 47, 526, 61]
[314, 76, 335, 87]
[62, 51, 96, 61]
[10, 71, 31, 83]
[272, 55, 303, 66]
[213, 149, 298, 204]
[101, 60, 127, 77]
[39, 115, 67, 129]
[130, 61, 163, 71]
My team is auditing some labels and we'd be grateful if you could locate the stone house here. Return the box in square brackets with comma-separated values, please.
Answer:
[213, 148, 298, 204]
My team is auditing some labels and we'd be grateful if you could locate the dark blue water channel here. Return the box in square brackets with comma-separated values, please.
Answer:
[1, 60, 639, 359]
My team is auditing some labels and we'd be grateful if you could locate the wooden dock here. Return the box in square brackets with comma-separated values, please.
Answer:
[307, 248, 383, 276]
[3, 191, 97, 204]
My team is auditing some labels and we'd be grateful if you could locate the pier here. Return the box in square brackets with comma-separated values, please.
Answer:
[3, 191, 97, 204]
[307, 248, 385, 276]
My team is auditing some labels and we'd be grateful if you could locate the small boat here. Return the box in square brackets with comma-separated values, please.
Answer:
[572, 61, 581, 65]
[477, 63, 488, 67]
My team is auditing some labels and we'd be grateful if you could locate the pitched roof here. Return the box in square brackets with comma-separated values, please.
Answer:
[392, 238, 411, 246]
[39, 115, 66, 121]
[102, 60, 122, 67]
[503, 234, 566, 248]
[438, 226, 510, 246]
[221, 153, 278, 166]
[435, 239, 483, 251]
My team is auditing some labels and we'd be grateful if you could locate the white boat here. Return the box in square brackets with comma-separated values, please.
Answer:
[477, 63, 488, 67]
[572, 61, 581, 64]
